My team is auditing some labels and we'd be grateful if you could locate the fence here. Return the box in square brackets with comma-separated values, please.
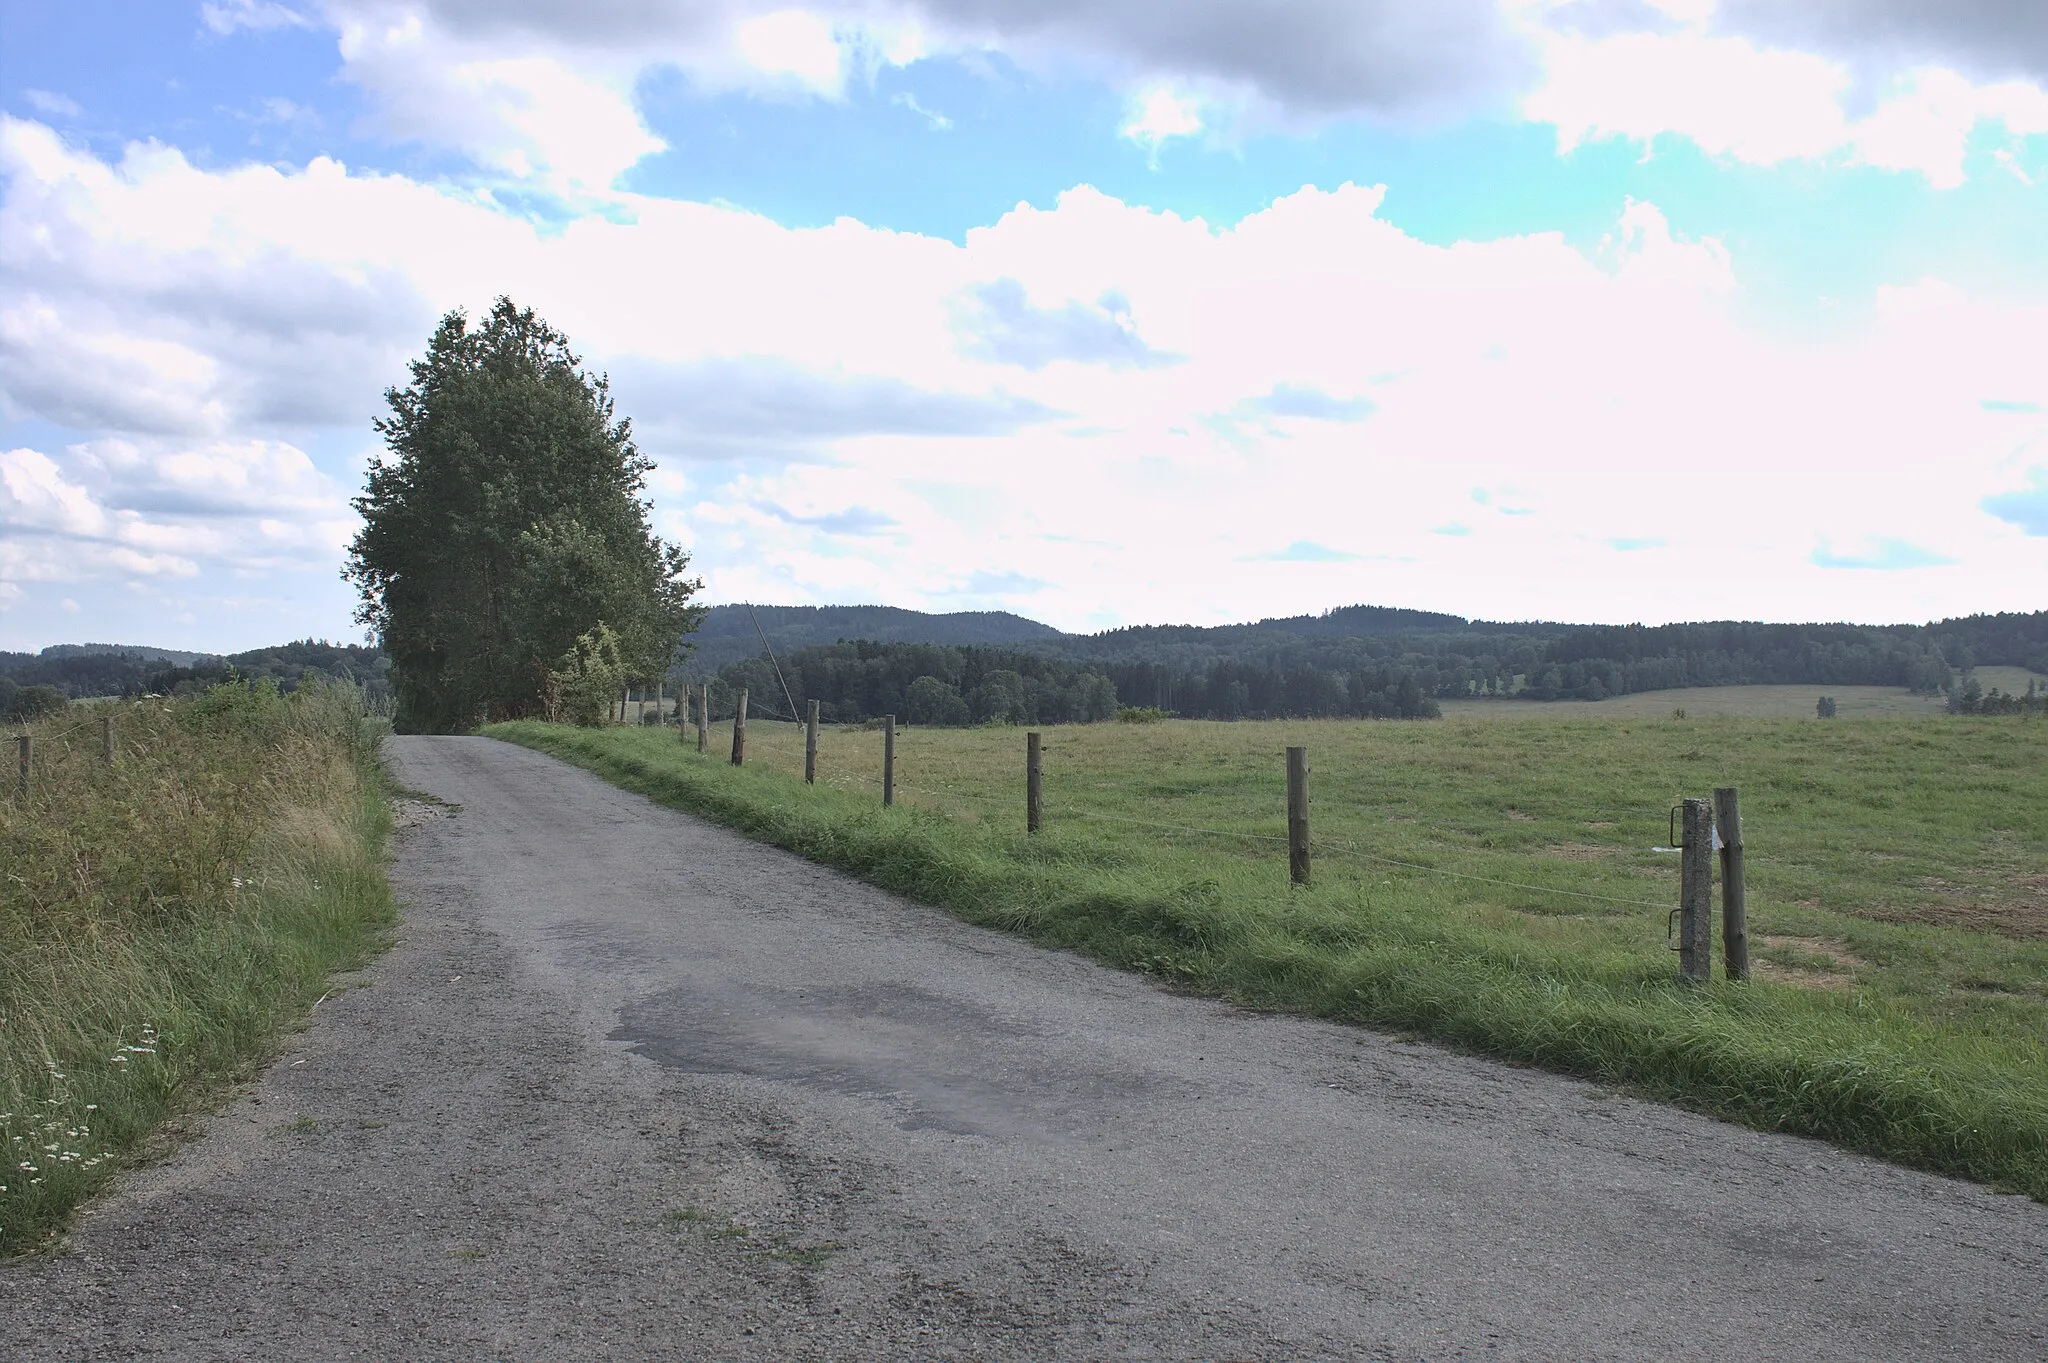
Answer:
[634, 702, 1758, 985]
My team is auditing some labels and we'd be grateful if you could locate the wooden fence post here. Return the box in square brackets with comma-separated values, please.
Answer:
[1286, 746, 1310, 886]
[882, 715, 895, 807]
[1026, 731, 1042, 834]
[1679, 797, 1714, 984]
[731, 689, 748, 766]
[101, 714, 114, 763]
[697, 684, 708, 753]
[805, 700, 819, 784]
[655, 680, 663, 728]
[16, 734, 28, 800]
[1715, 786, 1749, 982]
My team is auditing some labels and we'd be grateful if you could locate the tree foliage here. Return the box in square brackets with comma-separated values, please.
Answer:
[345, 299, 702, 732]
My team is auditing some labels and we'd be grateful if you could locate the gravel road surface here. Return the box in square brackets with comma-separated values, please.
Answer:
[5, 734, 2045, 1359]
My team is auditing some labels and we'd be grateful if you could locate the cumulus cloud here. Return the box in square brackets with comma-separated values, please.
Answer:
[315, 1, 1531, 125]
[1523, 5, 2048, 186]
[1709, 1, 2048, 88]
[0, 437, 353, 592]
[4, 114, 2044, 629]
[173, 3, 2041, 194]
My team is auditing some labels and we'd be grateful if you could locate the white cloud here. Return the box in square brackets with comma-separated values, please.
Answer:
[333, 14, 664, 191]
[735, 10, 847, 96]
[2, 116, 2043, 634]
[0, 435, 352, 597]
[202, 1, 316, 36]
[22, 90, 82, 118]
[1120, 87, 1206, 159]
[1522, 16, 2048, 187]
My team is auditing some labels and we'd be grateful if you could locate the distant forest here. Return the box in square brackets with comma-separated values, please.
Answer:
[10, 606, 2045, 725]
[684, 605, 2046, 723]
[0, 640, 389, 716]
[711, 642, 1118, 726]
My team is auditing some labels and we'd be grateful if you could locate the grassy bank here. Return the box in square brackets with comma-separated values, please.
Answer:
[1, 683, 396, 1255]
[491, 714, 2048, 1199]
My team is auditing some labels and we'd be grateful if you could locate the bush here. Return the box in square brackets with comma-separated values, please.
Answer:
[5, 683, 69, 723]
[1117, 705, 1169, 724]
[546, 622, 626, 727]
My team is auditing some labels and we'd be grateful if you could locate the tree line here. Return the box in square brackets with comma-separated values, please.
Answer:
[706, 641, 1117, 726]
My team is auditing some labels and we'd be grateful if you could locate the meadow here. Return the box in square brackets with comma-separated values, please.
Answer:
[1439, 672, 2046, 721]
[0, 684, 395, 1255]
[494, 703, 2048, 1199]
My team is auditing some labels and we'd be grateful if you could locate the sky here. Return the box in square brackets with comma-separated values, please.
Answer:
[1, 1, 2045, 653]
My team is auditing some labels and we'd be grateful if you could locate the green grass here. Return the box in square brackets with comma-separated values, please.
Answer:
[1, 683, 397, 1255]
[1441, 683, 1951, 719]
[492, 711, 2048, 1200]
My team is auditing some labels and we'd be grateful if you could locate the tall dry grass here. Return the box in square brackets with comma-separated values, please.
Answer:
[1, 681, 394, 1255]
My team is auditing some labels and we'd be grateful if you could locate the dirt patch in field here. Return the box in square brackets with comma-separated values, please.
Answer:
[1750, 935, 1866, 991]
[1857, 875, 2048, 941]
[1539, 843, 1617, 862]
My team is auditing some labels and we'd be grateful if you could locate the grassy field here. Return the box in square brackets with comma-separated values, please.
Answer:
[495, 708, 2048, 1199]
[1, 684, 396, 1255]
[1441, 684, 1950, 719]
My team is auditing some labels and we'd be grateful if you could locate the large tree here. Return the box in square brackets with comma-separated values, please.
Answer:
[346, 298, 703, 732]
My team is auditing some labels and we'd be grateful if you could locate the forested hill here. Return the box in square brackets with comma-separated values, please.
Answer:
[688, 606, 2048, 719]
[11, 606, 2044, 720]
[1030, 610, 2046, 710]
[685, 604, 1063, 672]
[0, 640, 388, 703]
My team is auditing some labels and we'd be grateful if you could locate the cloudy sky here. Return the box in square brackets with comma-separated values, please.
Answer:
[2, 1, 2045, 652]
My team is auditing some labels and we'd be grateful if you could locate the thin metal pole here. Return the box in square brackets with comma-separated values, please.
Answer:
[1026, 731, 1042, 833]
[1680, 798, 1714, 984]
[1715, 787, 1749, 982]
[882, 715, 895, 807]
[1286, 746, 1310, 886]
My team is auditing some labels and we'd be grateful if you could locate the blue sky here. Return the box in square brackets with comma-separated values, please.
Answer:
[2, 0, 2045, 651]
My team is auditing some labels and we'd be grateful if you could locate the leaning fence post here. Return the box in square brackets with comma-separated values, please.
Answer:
[1286, 746, 1310, 886]
[805, 700, 820, 784]
[731, 689, 748, 766]
[698, 684, 709, 753]
[15, 734, 28, 800]
[1715, 786, 1749, 982]
[101, 714, 114, 763]
[882, 715, 895, 806]
[1679, 797, 1714, 984]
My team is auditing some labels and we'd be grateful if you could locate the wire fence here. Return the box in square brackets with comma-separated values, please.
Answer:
[648, 710, 1685, 915]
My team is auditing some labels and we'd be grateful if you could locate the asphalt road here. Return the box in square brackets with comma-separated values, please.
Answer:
[5, 735, 2045, 1359]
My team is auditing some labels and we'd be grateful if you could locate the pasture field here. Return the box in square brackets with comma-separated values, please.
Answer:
[1440, 684, 1949, 720]
[0, 684, 395, 1255]
[493, 711, 2048, 1199]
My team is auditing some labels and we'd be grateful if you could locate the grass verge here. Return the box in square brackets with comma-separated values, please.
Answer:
[1, 682, 397, 1255]
[490, 717, 2048, 1201]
